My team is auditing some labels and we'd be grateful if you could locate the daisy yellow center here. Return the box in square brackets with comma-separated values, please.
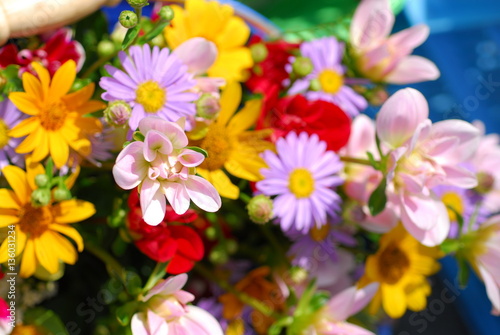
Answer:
[378, 243, 410, 284]
[198, 124, 232, 171]
[441, 192, 464, 222]
[310, 224, 330, 242]
[18, 204, 53, 237]
[136, 81, 166, 113]
[318, 69, 344, 94]
[40, 102, 68, 131]
[289, 168, 315, 198]
[0, 119, 9, 149]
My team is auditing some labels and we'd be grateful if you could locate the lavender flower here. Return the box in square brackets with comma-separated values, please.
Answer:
[0, 99, 26, 172]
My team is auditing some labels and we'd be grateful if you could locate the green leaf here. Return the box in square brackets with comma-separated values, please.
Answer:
[116, 301, 139, 326]
[24, 308, 69, 335]
[268, 316, 294, 335]
[140, 21, 169, 43]
[122, 26, 141, 50]
[309, 291, 330, 312]
[186, 146, 209, 157]
[124, 271, 143, 296]
[368, 177, 387, 216]
[366, 151, 380, 170]
[457, 257, 470, 288]
[45, 158, 54, 180]
[440, 239, 461, 254]
[132, 131, 145, 142]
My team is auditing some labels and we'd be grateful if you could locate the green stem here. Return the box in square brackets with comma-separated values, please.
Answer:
[467, 201, 483, 232]
[81, 51, 119, 79]
[142, 262, 169, 293]
[339, 156, 373, 166]
[85, 241, 126, 284]
[239, 192, 252, 204]
[194, 263, 282, 320]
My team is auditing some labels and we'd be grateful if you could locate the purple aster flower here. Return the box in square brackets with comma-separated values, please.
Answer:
[0, 99, 26, 172]
[99, 44, 198, 130]
[256, 132, 344, 233]
[433, 185, 490, 238]
[287, 37, 368, 117]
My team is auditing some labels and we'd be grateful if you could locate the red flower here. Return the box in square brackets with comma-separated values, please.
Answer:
[0, 28, 85, 76]
[258, 95, 351, 151]
[127, 190, 204, 274]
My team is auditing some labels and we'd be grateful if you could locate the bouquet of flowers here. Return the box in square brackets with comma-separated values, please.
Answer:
[0, 0, 499, 334]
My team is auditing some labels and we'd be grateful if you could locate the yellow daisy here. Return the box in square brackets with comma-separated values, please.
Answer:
[359, 224, 443, 318]
[0, 164, 95, 278]
[190, 82, 273, 199]
[164, 0, 254, 82]
[8, 60, 105, 168]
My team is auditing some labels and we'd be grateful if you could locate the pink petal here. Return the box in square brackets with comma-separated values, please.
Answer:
[344, 114, 377, 158]
[360, 206, 399, 233]
[351, 283, 379, 316]
[478, 265, 500, 314]
[326, 322, 375, 335]
[430, 119, 480, 164]
[178, 149, 205, 167]
[143, 274, 188, 301]
[441, 165, 478, 189]
[385, 55, 440, 84]
[400, 192, 445, 230]
[178, 305, 224, 335]
[163, 182, 191, 215]
[144, 130, 174, 162]
[173, 37, 218, 75]
[183, 176, 222, 213]
[139, 117, 189, 149]
[131, 311, 169, 335]
[141, 179, 166, 226]
[113, 141, 148, 189]
[388, 24, 430, 55]
[376, 88, 429, 149]
[326, 286, 356, 321]
[350, 0, 394, 50]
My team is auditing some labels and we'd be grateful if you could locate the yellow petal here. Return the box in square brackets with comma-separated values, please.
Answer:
[227, 99, 262, 135]
[31, 62, 51, 97]
[50, 224, 84, 252]
[65, 165, 80, 190]
[47, 230, 77, 264]
[76, 100, 107, 115]
[0, 189, 21, 209]
[62, 83, 94, 109]
[164, 5, 188, 48]
[0, 213, 19, 226]
[198, 168, 239, 199]
[26, 156, 46, 191]
[67, 136, 92, 157]
[382, 284, 407, 318]
[0, 227, 26, 263]
[8, 117, 40, 138]
[224, 158, 261, 181]
[8, 92, 40, 116]
[217, 82, 241, 126]
[52, 199, 96, 224]
[49, 60, 76, 101]
[30, 129, 50, 163]
[405, 279, 430, 312]
[208, 48, 253, 82]
[48, 131, 69, 168]
[20, 239, 37, 278]
[34, 232, 59, 274]
[22, 71, 43, 100]
[2, 165, 30, 203]
[214, 16, 251, 50]
[14, 226, 27, 257]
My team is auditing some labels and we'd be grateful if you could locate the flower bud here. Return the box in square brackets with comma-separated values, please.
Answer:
[289, 266, 308, 284]
[126, 0, 149, 8]
[104, 101, 132, 127]
[196, 94, 221, 120]
[292, 56, 313, 78]
[209, 245, 228, 264]
[250, 43, 268, 63]
[31, 189, 51, 207]
[247, 195, 274, 224]
[205, 226, 217, 240]
[119, 10, 138, 29]
[97, 40, 116, 58]
[34, 174, 49, 188]
[158, 6, 175, 21]
[53, 188, 72, 202]
[475, 172, 495, 194]
[309, 78, 321, 92]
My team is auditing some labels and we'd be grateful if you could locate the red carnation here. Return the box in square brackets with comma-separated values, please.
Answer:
[0, 28, 85, 76]
[258, 94, 351, 152]
[127, 190, 204, 275]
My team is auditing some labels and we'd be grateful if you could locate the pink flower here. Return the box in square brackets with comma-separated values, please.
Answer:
[470, 121, 500, 213]
[376, 88, 480, 246]
[173, 38, 225, 95]
[307, 283, 379, 335]
[131, 274, 224, 335]
[350, 0, 440, 84]
[340, 114, 398, 233]
[0, 298, 12, 335]
[113, 117, 221, 225]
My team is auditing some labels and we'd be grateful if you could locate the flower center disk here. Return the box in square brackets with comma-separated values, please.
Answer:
[289, 168, 315, 198]
[136, 81, 167, 113]
[18, 204, 53, 237]
[198, 124, 232, 171]
[378, 243, 410, 284]
[0, 119, 9, 148]
[40, 102, 68, 131]
[318, 69, 344, 94]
